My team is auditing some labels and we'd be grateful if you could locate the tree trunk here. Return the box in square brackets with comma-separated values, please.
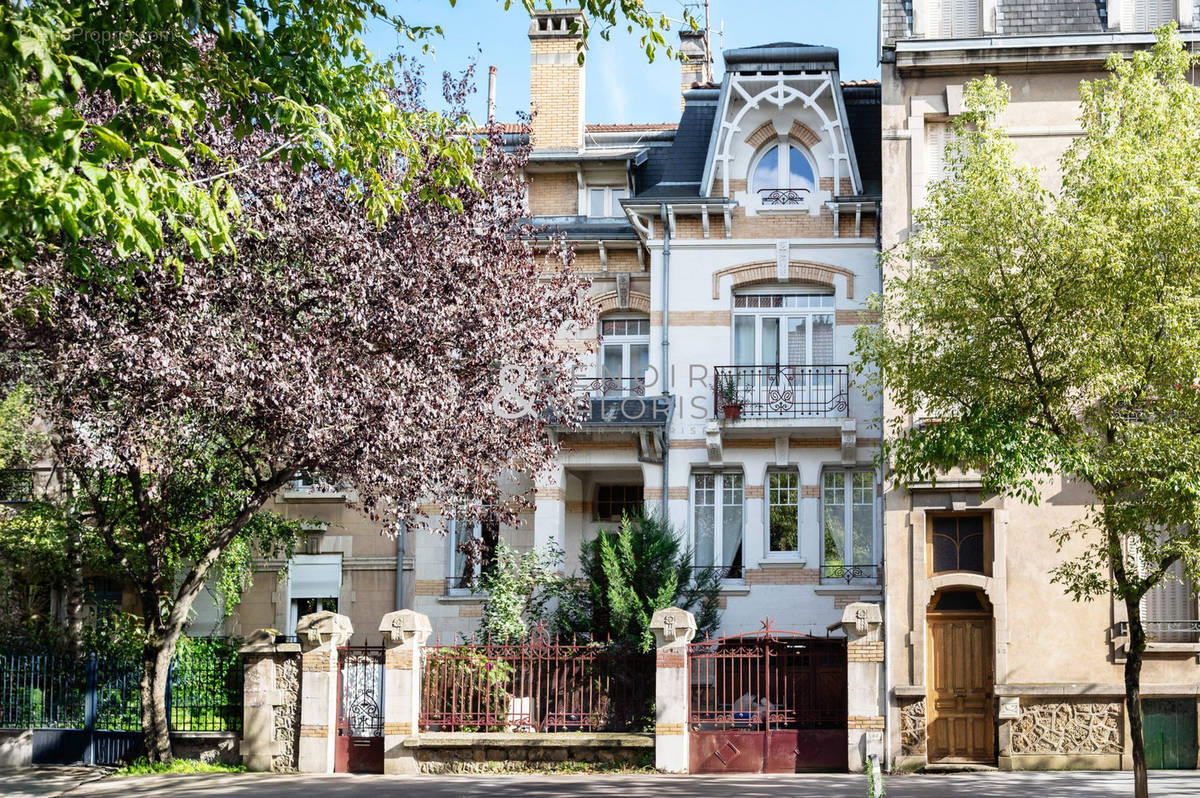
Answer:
[63, 523, 84, 657]
[139, 632, 180, 764]
[1123, 592, 1148, 798]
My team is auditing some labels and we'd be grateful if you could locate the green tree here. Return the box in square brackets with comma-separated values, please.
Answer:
[0, 0, 692, 271]
[476, 540, 566, 642]
[556, 514, 721, 652]
[856, 27, 1200, 798]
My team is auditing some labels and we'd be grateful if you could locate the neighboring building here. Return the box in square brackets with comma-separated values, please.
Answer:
[234, 13, 884, 664]
[881, 0, 1200, 772]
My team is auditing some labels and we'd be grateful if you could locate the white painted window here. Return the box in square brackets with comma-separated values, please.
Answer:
[732, 294, 835, 369]
[286, 553, 342, 633]
[692, 471, 744, 578]
[925, 121, 954, 192]
[1123, 0, 1176, 30]
[927, 0, 981, 38]
[599, 316, 651, 394]
[447, 517, 500, 591]
[587, 186, 628, 217]
[1141, 559, 1198, 643]
[822, 470, 876, 569]
[750, 143, 817, 194]
[767, 471, 801, 555]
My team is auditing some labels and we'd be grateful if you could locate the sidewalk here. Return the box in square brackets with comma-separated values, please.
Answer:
[37, 769, 1200, 798]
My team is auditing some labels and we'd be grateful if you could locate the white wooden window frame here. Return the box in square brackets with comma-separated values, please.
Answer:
[447, 519, 485, 594]
[691, 471, 745, 577]
[766, 470, 802, 558]
[598, 316, 651, 394]
[821, 469, 878, 568]
[731, 292, 836, 368]
[587, 185, 629, 218]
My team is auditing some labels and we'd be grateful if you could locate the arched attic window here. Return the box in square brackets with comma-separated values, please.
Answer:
[750, 142, 817, 206]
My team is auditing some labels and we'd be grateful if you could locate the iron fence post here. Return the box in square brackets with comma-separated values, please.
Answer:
[83, 653, 97, 766]
[165, 657, 175, 732]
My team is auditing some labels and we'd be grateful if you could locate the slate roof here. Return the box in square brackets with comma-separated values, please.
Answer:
[632, 88, 721, 201]
[997, 0, 1106, 34]
[842, 82, 882, 197]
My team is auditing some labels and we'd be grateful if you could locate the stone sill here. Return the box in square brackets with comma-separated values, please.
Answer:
[403, 732, 653, 749]
[437, 594, 487, 604]
[718, 582, 751, 597]
[756, 559, 808, 568]
[281, 490, 350, 502]
[814, 585, 882, 595]
[892, 685, 926, 698]
[172, 730, 239, 739]
[1145, 642, 1200, 654]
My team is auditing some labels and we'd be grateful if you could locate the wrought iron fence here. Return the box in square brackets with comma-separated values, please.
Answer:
[573, 376, 647, 397]
[0, 639, 243, 733]
[819, 563, 880, 585]
[713, 365, 850, 419]
[420, 629, 654, 733]
[757, 187, 811, 207]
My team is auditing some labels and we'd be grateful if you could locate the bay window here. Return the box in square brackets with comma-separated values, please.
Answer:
[692, 471, 744, 578]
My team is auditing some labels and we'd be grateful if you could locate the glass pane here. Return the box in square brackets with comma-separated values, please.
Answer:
[957, 516, 986, 573]
[734, 316, 755, 365]
[602, 345, 624, 379]
[752, 145, 780, 192]
[768, 472, 799, 552]
[721, 474, 744, 575]
[761, 317, 780, 366]
[823, 472, 846, 566]
[630, 344, 650, 386]
[589, 188, 607, 217]
[786, 317, 807, 366]
[788, 146, 816, 190]
[694, 475, 716, 568]
[811, 314, 834, 365]
[851, 473, 874, 564]
[611, 188, 628, 208]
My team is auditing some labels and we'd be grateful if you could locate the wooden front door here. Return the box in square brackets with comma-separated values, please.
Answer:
[927, 606, 994, 763]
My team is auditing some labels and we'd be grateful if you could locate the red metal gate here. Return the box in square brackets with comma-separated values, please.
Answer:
[335, 645, 384, 773]
[688, 622, 847, 773]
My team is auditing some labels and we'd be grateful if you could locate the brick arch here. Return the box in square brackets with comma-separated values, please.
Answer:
[789, 120, 821, 149]
[746, 121, 778, 150]
[592, 290, 651, 316]
[711, 261, 855, 301]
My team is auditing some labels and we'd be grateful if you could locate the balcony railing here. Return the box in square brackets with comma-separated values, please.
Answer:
[1117, 619, 1200, 643]
[572, 376, 669, 426]
[758, 187, 811, 207]
[820, 563, 880, 585]
[714, 365, 850, 420]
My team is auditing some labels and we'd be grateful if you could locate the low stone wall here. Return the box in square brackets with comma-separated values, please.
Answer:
[405, 732, 654, 773]
[171, 731, 241, 765]
[0, 729, 32, 768]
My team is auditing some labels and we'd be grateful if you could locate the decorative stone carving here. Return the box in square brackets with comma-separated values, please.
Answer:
[1010, 700, 1122, 754]
[649, 607, 697, 646]
[295, 611, 353, 650]
[899, 698, 927, 756]
[379, 609, 433, 646]
[273, 655, 301, 771]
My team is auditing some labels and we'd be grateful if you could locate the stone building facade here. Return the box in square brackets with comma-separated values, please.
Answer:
[880, 0, 1200, 772]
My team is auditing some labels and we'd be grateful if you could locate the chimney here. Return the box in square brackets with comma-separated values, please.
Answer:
[487, 65, 497, 124]
[528, 9, 586, 151]
[679, 29, 713, 109]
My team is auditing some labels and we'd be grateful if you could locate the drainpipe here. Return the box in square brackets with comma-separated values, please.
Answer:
[659, 203, 671, 525]
[394, 522, 406, 611]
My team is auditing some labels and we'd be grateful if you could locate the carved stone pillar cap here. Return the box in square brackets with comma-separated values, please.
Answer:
[649, 607, 697, 647]
[379, 609, 433, 645]
[840, 601, 883, 637]
[239, 627, 281, 654]
[296, 611, 353, 650]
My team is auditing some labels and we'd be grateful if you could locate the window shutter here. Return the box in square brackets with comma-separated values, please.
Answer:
[925, 122, 948, 191]
[926, 0, 941, 37]
[964, 0, 980, 36]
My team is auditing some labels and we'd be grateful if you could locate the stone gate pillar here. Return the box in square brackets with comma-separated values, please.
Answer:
[296, 611, 353, 773]
[379, 609, 432, 775]
[650, 607, 697, 773]
[839, 602, 885, 772]
[239, 629, 302, 771]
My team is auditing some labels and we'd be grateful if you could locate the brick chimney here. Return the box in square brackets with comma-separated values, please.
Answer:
[528, 10, 586, 151]
[679, 29, 712, 109]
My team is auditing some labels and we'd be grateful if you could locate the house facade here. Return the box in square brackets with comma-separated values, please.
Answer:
[880, 0, 1200, 772]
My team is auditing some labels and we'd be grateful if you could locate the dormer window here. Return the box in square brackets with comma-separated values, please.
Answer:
[588, 186, 629, 218]
[750, 143, 816, 206]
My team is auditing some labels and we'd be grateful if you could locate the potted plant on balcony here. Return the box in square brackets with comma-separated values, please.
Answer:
[718, 375, 742, 420]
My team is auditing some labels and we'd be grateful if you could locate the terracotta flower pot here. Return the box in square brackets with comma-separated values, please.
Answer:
[723, 404, 742, 420]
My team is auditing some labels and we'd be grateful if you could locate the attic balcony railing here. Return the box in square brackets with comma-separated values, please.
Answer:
[820, 563, 880, 585]
[714, 365, 850, 420]
[758, 187, 811, 207]
[574, 376, 646, 398]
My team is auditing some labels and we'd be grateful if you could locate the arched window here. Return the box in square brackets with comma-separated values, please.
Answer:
[750, 143, 817, 195]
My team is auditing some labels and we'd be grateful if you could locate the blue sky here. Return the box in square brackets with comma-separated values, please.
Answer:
[364, 1, 880, 125]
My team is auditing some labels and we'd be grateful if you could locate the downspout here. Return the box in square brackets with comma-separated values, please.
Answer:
[659, 203, 672, 525]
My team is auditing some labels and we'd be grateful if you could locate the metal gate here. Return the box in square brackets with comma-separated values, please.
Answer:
[335, 645, 384, 773]
[688, 622, 847, 773]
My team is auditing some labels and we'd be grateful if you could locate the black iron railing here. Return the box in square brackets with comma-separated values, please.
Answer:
[1116, 619, 1200, 643]
[692, 564, 743, 581]
[758, 187, 811, 207]
[573, 376, 646, 397]
[570, 376, 670, 426]
[820, 563, 880, 585]
[714, 365, 850, 419]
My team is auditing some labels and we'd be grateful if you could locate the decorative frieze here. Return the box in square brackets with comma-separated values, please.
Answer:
[1010, 700, 1122, 755]
[899, 698, 927, 756]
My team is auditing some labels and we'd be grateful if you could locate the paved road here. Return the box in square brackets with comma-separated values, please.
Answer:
[6, 769, 1195, 798]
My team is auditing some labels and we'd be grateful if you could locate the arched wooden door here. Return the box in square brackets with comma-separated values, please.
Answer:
[926, 589, 994, 764]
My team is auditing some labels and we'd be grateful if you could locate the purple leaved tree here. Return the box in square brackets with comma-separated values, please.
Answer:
[0, 80, 592, 760]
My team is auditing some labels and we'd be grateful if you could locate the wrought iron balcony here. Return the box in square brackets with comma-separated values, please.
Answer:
[573, 376, 670, 426]
[820, 563, 880, 585]
[1116, 619, 1200, 643]
[691, 564, 744, 582]
[758, 187, 811, 207]
[713, 365, 850, 420]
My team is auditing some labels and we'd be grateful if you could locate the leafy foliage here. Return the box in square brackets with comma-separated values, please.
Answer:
[555, 514, 721, 651]
[854, 26, 1200, 797]
[477, 541, 566, 642]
